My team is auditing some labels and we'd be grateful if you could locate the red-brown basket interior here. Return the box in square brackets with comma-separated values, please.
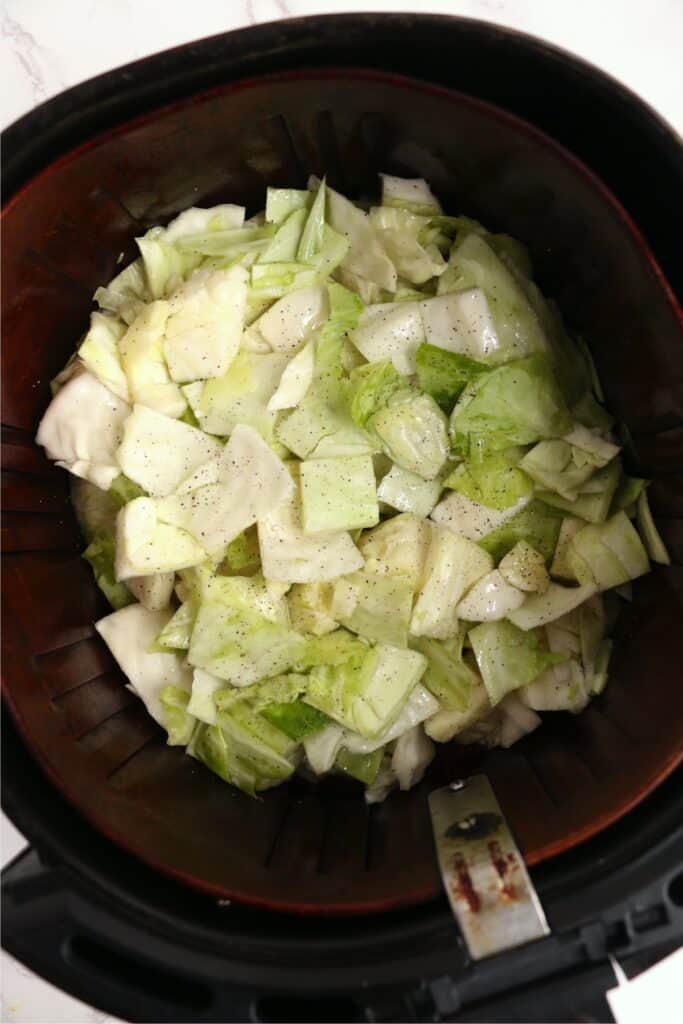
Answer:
[2, 70, 682, 914]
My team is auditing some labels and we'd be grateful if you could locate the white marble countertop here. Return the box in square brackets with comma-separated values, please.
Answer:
[1, 2, 681, 1021]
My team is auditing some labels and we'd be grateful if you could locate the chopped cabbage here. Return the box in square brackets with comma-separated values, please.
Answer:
[117, 404, 221, 498]
[119, 301, 187, 418]
[377, 463, 442, 517]
[306, 643, 427, 739]
[350, 301, 423, 374]
[420, 289, 500, 361]
[36, 372, 130, 490]
[456, 569, 526, 621]
[258, 477, 363, 583]
[95, 604, 192, 726]
[37, 177, 665, 803]
[411, 526, 493, 638]
[469, 619, 565, 705]
[163, 266, 247, 382]
[499, 541, 550, 593]
[414, 342, 486, 412]
[300, 455, 379, 533]
[78, 312, 129, 401]
[156, 424, 294, 558]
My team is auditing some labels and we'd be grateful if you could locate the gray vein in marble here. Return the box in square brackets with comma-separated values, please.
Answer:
[2, 9, 48, 104]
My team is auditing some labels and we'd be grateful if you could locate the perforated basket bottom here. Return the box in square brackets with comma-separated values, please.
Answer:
[2, 67, 682, 913]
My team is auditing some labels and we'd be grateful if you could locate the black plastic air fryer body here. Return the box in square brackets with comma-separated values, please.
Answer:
[2, 14, 683, 1023]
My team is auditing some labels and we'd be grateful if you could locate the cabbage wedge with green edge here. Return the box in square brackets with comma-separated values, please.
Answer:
[33, 173, 668, 804]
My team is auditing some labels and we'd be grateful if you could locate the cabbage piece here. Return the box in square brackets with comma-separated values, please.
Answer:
[521, 659, 588, 714]
[537, 460, 620, 524]
[369, 207, 446, 285]
[456, 569, 525, 621]
[444, 447, 533, 511]
[36, 371, 130, 490]
[359, 513, 432, 590]
[336, 747, 385, 785]
[459, 692, 542, 749]
[520, 440, 598, 501]
[304, 724, 345, 774]
[578, 594, 607, 692]
[258, 208, 307, 263]
[187, 668, 223, 725]
[265, 188, 310, 225]
[430, 490, 532, 544]
[126, 572, 175, 611]
[476, 499, 563, 563]
[424, 682, 491, 742]
[410, 631, 478, 711]
[300, 455, 379, 532]
[350, 301, 423, 374]
[439, 232, 549, 361]
[266, 340, 315, 412]
[499, 541, 550, 593]
[185, 350, 288, 441]
[369, 390, 449, 480]
[78, 312, 129, 401]
[163, 266, 247, 382]
[590, 639, 613, 695]
[258, 478, 363, 583]
[275, 287, 371, 457]
[253, 285, 328, 353]
[277, 394, 375, 459]
[136, 236, 191, 300]
[566, 511, 650, 589]
[160, 204, 245, 243]
[391, 726, 435, 790]
[637, 490, 671, 565]
[364, 758, 398, 804]
[469, 619, 565, 706]
[262, 700, 329, 742]
[419, 289, 499, 361]
[287, 582, 338, 635]
[95, 603, 192, 726]
[83, 534, 133, 609]
[118, 300, 186, 418]
[507, 582, 598, 630]
[154, 599, 196, 651]
[174, 225, 272, 260]
[306, 643, 427, 739]
[222, 527, 262, 576]
[342, 685, 439, 754]
[380, 174, 442, 214]
[191, 703, 296, 795]
[325, 183, 397, 292]
[94, 259, 149, 324]
[377, 464, 442, 517]
[550, 516, 585, 581]
[297, 179, 326, 262]
[331, 572, 414, 648]
[348, 361, 404, 427]
[611, 475, 647, 515]
[115, 497, 206, 579]
[451, 355, 571, 453]
[159, 686, 197, 746]
[116, 404, 221, 497]
[414, 342, 486, 412]
[572, 391, 615, 434]
[157, 424, 294, 559]
[188, 576, 305, 686]
[411, 526, 493, 639]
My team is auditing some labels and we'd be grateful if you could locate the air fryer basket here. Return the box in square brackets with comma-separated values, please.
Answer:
[2, 27, 682, 916]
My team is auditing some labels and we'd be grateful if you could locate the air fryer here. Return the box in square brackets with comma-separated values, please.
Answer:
[2, 14, 682, 1023]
